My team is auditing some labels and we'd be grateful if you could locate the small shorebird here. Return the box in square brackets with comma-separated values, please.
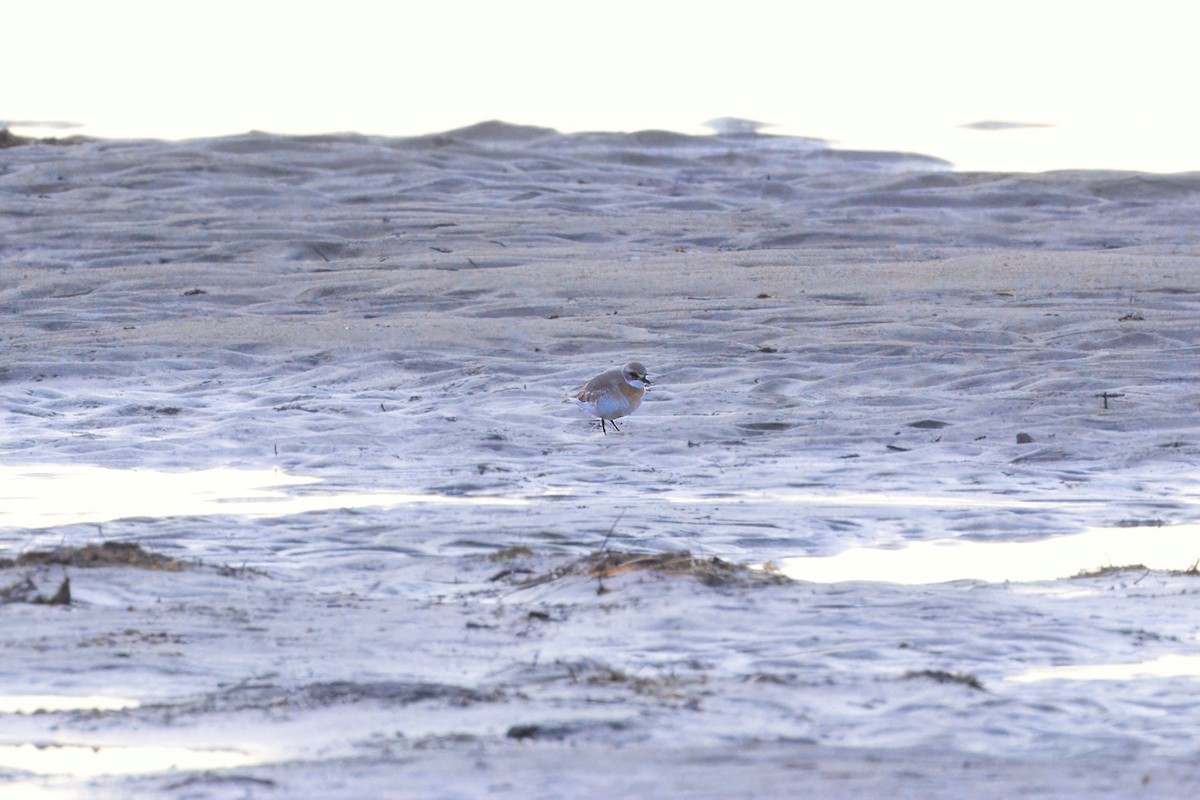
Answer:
[572, 361, 651, 433]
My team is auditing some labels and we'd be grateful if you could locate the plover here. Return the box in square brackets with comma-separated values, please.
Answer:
[572, 361, 651, 433]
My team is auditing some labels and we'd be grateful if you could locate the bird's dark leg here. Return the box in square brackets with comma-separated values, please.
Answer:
[609, 419, 621, 432]
[600, 419, 608, 434]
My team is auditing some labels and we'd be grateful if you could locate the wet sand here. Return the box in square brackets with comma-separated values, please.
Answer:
[2, 123, 1200, 797]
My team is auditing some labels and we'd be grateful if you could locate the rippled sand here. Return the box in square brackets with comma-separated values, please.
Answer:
[3, 123, 1200, 797]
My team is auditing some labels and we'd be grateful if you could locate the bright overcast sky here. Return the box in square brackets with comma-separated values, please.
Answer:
[6, 0, 1198, 171]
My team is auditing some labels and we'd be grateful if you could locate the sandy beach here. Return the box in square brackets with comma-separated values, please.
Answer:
[3, 122, 1200, 798]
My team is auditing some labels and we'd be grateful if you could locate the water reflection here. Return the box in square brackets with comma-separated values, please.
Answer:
[773, 523, 1200, 584]
[0, 464, 526, 530]
[1008, 653, 1200, 683]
